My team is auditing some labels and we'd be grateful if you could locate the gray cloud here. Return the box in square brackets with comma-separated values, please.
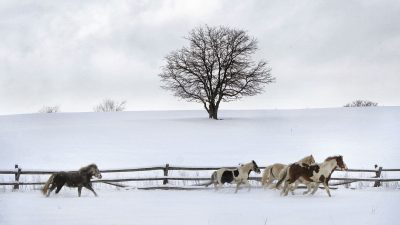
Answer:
[0, 0, 399, 114]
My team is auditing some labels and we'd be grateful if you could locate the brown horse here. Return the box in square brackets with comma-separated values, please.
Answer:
[262, 155, 316, 194]
[276, 156, 347, 197]
[42, 164, 102, 197]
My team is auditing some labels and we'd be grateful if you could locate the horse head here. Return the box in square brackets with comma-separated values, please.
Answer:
[325, 155, 348, 171]
[88, 164, 102, 179]
[309, 154, 316, 164]
[298, 154, 315, 165]
[335, 155, 348, 171]
[252, 160, 261, 174]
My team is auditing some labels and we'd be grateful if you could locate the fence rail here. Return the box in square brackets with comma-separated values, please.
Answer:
[1, 164, 399, 190]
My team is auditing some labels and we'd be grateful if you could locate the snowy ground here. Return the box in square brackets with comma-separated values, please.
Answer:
[1, 188, 399, 225]
[0, 107, 399, 224]
[0, 107, 399, 170]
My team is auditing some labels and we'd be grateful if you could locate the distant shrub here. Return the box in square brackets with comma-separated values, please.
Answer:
[344, 100, 378, 107]
[38, 106, 60, 113]
[94, 99, 126, 112]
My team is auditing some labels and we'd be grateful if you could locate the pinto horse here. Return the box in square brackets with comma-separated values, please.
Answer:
[42, 164, 102, 197]
[261, 155, 315, 188]
[276, 155, 347, 197]
[207, 160, 261, 193]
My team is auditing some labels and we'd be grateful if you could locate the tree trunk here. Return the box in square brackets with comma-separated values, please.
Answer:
[208, 103, 219, 120]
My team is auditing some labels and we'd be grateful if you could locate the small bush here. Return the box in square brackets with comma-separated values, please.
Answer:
[344, 100, 378, 107]
[38, 106, 60, 113]
[94, 99, 126, 112]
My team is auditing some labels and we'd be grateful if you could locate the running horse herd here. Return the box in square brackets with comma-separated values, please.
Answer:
[42, 155, 348, 198]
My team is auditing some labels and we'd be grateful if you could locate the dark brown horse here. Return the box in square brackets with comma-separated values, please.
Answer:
[42, 164, 102, 197]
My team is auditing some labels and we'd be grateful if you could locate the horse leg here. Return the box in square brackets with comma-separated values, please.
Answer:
[284, 182, 292, 196]
[261, 172, 268, 187]
[46, 184, 56, 197]
[84, 183, 98, 197]
[310, 183, 320, 195]
[246, 180, 251, 192]
[303, 183, 312, 195]
[322, 182, 331, 197]
[55, 183, 64, 194]
[235, 182, 241, 193]
[281, 181, 289, 196]
[78, 186, 82, 197]
[214, 181, 220, 191]
[265, 178, 275, 189]
[290, 181, 299, 195]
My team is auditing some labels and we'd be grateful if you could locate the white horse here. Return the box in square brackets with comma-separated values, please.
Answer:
[261, 155, 316, 194]
[208, 160, 261, 193]
[276, 155, 348, 197]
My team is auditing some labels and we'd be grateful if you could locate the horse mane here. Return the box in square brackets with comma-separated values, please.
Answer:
[297, 155, 314, 164]
[324, 155, 342, 162]
[79, 164, 97, 172]
[252, 160, 258, 168]
[299, 155, 310, 161]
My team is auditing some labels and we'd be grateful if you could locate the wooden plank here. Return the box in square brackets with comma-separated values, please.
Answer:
[0, 166, 165, 175]
[100, 167, 165, 173]
[0, 182, 45, 185]
[163, 164, 169, 185]
[339, 169, 377, 172]
[138, 186, 207, 190]
[168, 166, 239, 170]
[381, 169, 400, 172]
[1, 176, 398, 187]
[329, 177, 400, 182]
[0, 166, 397, 175]
[374, 166, 383, 187]
[13, 165, 21, 190]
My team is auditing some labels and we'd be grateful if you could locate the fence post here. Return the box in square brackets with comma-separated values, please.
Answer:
[163, 164, 169, 185]
[13, 164, 22, 190]
[373, 165, 383, 187]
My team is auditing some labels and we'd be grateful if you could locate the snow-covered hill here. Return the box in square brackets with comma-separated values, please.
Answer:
[1, 107, 399, 225]
[0, 107, 399, 170]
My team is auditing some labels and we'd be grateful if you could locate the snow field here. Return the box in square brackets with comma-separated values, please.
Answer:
[0, 107, 399, 225]
[1, 188, 399, 225]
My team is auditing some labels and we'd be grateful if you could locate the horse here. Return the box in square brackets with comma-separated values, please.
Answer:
[42, 164, 102, 197]
[207, 160, 261, 193]
[261, 155, 315, 191]
[276, 155, 347, 197]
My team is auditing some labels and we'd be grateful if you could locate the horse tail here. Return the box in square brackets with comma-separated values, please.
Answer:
[42, 174, 55, 195]
[261, 166, 272, 185]
[202, 171, 216, 187]
[275, 166, 289, 189]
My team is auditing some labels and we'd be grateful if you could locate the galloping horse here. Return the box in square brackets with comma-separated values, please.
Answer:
[276, 155, 347, 197]
[42, 164, 102, 197]
[261, 155, 315, 190]
[207, 160, 261, 193]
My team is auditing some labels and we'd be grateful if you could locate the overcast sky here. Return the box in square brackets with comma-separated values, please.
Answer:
[0, 0, 399, 115]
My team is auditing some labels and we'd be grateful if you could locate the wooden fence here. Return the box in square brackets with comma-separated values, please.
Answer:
[1, 164, 399, 190]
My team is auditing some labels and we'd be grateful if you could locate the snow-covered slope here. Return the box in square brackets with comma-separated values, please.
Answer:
[0, 107, 399, 170]
[1, 107, 399, 225]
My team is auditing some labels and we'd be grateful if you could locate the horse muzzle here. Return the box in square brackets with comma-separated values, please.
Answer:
[95, 174, 102, 179]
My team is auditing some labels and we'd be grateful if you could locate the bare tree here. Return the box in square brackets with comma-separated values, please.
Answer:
[160, 25, 274, 119]
[344, 100, 378, 107]
[38, 105, 60, 113]
[94, 99, 127, 112]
